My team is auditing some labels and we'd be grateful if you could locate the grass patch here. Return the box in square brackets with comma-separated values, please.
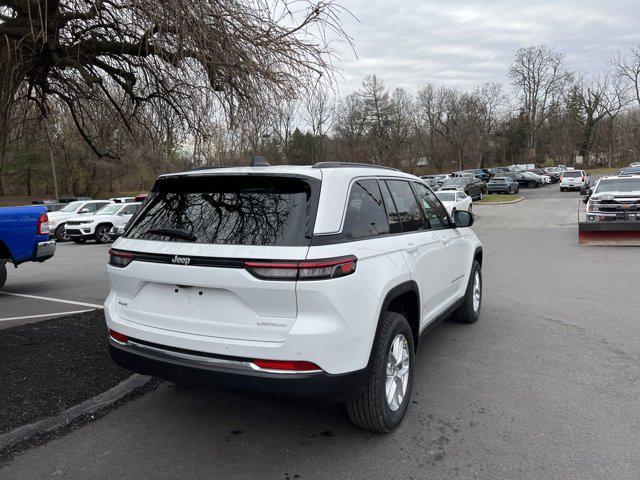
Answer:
[476, 194, 522, 203]
[586, 167, 620, 176]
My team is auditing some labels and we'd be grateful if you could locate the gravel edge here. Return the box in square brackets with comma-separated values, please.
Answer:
[0, 374, 151, 452]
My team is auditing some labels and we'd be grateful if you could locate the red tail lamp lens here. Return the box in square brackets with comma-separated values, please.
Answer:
[109, 329, 129, 344]
[109, 249, 133, 268]
[244, 256, 357, 280]
[252, 359, 322, 372]
[37, 213, 50, 235]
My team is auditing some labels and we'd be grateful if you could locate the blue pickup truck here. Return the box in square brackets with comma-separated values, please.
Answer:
[0, 206, 56, 289]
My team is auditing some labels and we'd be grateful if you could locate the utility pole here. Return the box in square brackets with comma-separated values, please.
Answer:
[44, 121, 60, 199]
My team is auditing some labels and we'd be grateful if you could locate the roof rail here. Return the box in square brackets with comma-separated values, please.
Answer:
[312, 162, 398, 171]
[191, 166, 227, 171]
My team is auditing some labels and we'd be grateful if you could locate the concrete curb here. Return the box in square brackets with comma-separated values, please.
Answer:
[475, 197, 524, 206]
[0, 374, 151, 451]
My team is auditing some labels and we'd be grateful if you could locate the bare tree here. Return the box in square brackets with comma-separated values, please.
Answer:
[613, 45, 640, 108]
[509, 45, 572, 158]
[0, 0, 349, 157]
[305, 87, 335, 162]
[473, 82, 506, 167]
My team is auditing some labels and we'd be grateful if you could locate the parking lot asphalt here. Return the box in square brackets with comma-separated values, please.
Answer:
[3, 185, 640, 479]
[0, 243, 110, 328]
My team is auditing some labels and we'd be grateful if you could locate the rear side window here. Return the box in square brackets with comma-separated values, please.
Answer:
[413, 183, 450, 230]
[343, 180, 390, 239]
[385, 180, 424, 232]
[125, 176, 316, 246]
[379, 181, 402, 234]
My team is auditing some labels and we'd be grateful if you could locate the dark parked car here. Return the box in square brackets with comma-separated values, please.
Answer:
[441, 176, 487, 200]
[420, 177, 440, 191]
[463, 169, 492, 182]
[530, 168, 559, 183]
[618, 167, 640, 176]
[515, 172, 544, 188]
[487, 176, 520, 194]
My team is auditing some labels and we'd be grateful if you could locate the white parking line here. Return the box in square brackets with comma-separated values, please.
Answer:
[0, 310, 94, 322]
[0, 292, 104, 309]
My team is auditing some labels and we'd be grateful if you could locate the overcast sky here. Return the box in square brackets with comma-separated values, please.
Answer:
[334, 0, 639, 94]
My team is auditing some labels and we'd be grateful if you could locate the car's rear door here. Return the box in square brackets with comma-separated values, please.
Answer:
[109, 174, 319, 343]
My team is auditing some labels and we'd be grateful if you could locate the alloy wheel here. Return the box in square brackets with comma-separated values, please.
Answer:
[385, 334, 410, 412]
[472, 271, 481, 313]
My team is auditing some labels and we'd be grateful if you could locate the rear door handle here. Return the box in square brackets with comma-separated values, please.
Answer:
[405, 243, 418, 253]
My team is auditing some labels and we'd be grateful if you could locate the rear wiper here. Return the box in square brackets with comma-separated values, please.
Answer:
[141, 227, 196, 241]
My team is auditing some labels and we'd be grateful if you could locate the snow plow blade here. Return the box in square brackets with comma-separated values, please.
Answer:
[578, 222, 640, 246]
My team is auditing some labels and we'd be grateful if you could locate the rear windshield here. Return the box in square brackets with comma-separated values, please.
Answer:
[563, 171, 582, 178]
[594, 178, 640, 193]
[125, 175, 317, 246]
[435, 192, 456, 201]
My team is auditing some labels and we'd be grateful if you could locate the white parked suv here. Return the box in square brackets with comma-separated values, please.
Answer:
[105, 162, 483, 432]
[48, 200, 113, 242]
[65, 203, 141, 244]
[560, 169, 589, 192]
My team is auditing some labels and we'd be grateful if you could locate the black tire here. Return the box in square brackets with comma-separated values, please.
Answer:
[527, 181, 536, 188]
[55, 224, 68, 242]
[507, 187, 512, 194]
[452, 260, 482, 324]
[94, 225, 112, 244]
[0, 262, 6, 290]
[560, 187, 565, 192]
[479, 191, 484, 200]
[346, 311, 415, 433]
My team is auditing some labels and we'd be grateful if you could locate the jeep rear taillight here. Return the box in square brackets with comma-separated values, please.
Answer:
[37, 213, 49, 235]
[109, 249, 134, 268]
[244, 255, 357, 281]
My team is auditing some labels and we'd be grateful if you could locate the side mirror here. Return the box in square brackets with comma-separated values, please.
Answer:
[78, 208, 89, 214]
[454, 210, 474, 228]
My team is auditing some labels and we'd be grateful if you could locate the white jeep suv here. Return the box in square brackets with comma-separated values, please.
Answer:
[105, 162, 483, 432]
[65, 202, 141, 244]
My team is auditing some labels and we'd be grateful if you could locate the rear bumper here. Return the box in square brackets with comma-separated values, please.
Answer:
[109, 340, 366, 402]
[35, 241, 56, 261]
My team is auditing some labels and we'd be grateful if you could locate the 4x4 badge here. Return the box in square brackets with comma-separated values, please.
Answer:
[171, 255, 191, 266]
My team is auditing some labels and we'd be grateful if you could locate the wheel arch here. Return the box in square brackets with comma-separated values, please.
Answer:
[0, 239, 13, 262]
[473, 246, 483, 266]
[370, 281, 421, 360]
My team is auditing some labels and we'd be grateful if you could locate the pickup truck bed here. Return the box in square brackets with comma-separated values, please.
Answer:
[0, 205, 56, 289]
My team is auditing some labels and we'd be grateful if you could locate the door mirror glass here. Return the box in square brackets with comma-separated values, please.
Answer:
[454, 210, 474, 228]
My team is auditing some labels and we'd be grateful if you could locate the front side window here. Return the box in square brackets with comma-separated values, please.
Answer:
[413, 183, 450, 230]
[126, 176, 316, 246]
[385, 180, 424, 232]
[342, 180, 390, 239]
